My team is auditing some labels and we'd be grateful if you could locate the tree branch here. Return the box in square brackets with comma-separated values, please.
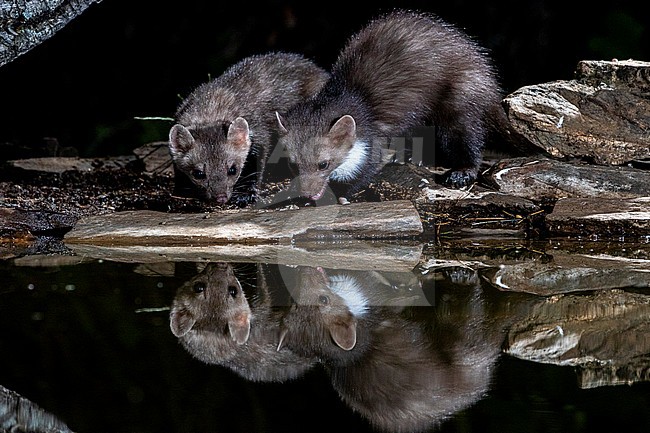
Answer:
[0, 0, 102, 68]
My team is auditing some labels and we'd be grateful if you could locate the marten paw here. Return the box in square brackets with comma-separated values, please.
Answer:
[442, 169, 477, 189]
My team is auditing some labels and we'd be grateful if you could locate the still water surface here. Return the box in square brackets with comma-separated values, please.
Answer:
[1, 242, 649, 433]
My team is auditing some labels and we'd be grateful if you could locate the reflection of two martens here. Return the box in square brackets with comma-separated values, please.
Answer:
[169, 263, 508, 432]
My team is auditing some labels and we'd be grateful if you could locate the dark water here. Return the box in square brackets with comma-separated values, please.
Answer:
[1, 247, 650, 433]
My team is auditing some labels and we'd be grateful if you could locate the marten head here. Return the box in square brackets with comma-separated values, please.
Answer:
[275, 111, 367, 201]
[168, 117, 251, 204]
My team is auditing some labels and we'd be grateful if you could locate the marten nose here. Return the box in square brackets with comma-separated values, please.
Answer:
[214, 193, 229, 204]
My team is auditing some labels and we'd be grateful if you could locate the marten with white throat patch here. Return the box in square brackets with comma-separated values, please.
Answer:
[275, 10, 505, 201]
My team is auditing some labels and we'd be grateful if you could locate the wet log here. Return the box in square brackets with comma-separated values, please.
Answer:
[64, 200, 423, 246]
[503, 59, 650, 165]
[1, 0, 102, 67]
[547, 197, 650, 239]
[485, 157, 650, 202]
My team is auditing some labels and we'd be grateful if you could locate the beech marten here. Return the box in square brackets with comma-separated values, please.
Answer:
[169, 52, 328, 204]
[275, 10, 504, 200]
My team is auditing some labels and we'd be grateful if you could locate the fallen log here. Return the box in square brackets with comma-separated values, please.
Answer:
[547, 197, 650, 239]
[64, 200, 423, 246]
[484, 157, 650, 202]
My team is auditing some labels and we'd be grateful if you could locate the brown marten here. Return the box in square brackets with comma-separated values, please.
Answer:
[169, 52, 329, 204]
[275, 10, 505, 200]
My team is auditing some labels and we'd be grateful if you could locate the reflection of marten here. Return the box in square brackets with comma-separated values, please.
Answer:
[277, 266, 428, 363]
[278, 266, 504, 432]
[169, 262, 315, 382]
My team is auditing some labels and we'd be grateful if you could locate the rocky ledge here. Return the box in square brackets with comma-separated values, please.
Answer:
[1, 59, 649, 258]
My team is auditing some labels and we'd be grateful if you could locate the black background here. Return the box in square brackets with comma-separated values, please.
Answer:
[0, 0, 647, 157]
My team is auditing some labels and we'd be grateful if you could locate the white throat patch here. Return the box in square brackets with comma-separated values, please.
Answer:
[329, 275, 369, 317]
[329, 140, 368, 181]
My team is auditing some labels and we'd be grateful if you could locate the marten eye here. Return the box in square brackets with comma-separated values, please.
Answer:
[227, 164, 238, 176]
[317, 295, 329, 305]
[318, 161, 329, 171]
[191, 169, 206, 180]
[228, 285, 238, 298]
[193, 282, 206, 293]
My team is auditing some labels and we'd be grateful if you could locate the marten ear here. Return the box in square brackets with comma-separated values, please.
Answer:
[169, 124, 195, 156]
[228, 310, 251, 345]
[327, 115, 356, 146]
[169, 307, 196, 338]
[328, 317, 357, 351]
[275, 111, 288, 135]
[227, 117, 251, 151]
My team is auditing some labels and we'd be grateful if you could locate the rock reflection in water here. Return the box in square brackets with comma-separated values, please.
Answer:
[170, 262, 507, 432]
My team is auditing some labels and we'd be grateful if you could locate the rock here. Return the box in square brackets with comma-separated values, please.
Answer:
[0, 207, 78, 236]
[369, 164, 543, 236]
[503, 59, 650, 165]
[504, 289, 650, 388]
[576, 59, 650, 91]
[415, 187, 541, 237]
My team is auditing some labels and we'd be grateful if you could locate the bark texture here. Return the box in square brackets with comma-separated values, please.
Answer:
[0, 0, 102, 67]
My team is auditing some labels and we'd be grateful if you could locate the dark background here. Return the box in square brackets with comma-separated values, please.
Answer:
[0, 0, 647, 158]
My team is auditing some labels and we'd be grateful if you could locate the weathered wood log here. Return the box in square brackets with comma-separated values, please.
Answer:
[0, 384, 73, 432]
[485, 156, 650, 201]
[64, 200, 423, 245]
[6, 155, 136, 173]
[547, 197, 650, 239]
[1, 0, 102, 67]
[503, 60, 650, 165]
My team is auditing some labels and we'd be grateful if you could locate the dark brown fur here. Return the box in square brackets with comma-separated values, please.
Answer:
[276, 10, 504, 200]
[170, 52, 329, 204]
[277, 266, 503, 432]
